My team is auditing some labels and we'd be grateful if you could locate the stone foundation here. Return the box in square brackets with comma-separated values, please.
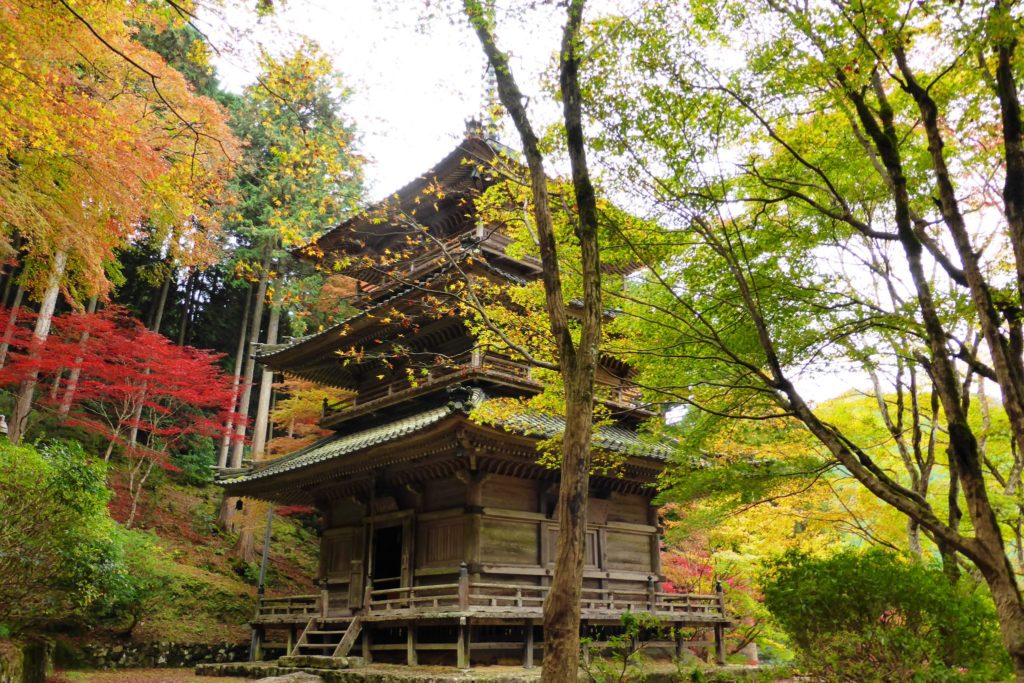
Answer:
[56, 641, 253, 670]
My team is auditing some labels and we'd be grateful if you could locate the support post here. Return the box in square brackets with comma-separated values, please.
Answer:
[715, 579, 726, 665]
[457, 616, 470, 669]
[406, 623, 418, 666]
[714, 624, 725, 666]
[647, 575, 656, 612]
[362, 625, 372, 663]
[458, 562, 469, 610]
[523, 619, 534, 669]
[249, 625, 263, 662]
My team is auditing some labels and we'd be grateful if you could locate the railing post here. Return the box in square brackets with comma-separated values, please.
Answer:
[714, 579, 726, 666]
[364, 574, 374, 612]
[319, 578, 329, 619]
[647, 575, 656, 612]
[458, 561, 469, 610]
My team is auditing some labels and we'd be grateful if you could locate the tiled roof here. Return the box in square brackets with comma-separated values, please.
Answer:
[219, 388, 670, 486]
[495, 411, 674, 460]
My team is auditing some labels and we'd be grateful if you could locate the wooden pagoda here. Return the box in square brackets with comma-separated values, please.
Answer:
[218, 134, 730, 669]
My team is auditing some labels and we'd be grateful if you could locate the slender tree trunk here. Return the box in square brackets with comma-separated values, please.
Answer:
[250, 301, 281, 458]
[125, 458, 155, 529]
[10, 250, 67, 444]
[230, 261, 270, 468]
[0, 284, 24, 368]
[177, 268, 195, 346]
[219, 259, 271, 530]
[58, 295, 98, 418]
[234, 298, 281, 561]
[218, 284, 253, 468]
[150, 269, 172, 334]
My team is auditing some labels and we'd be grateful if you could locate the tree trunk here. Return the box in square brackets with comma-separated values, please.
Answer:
[219, 260, 270, 529]
[234, 298, 281, 560]
[230, 261, 270, 468]
[150, 268, 172, 334]
[0, 284, 24, 368]
[218, 284, 253, 468]
[177, 268, 195, 346]
[10, 250, 67, 444]
[466, 3, 602, 679]
[250, 301, 280, 458]
[58, 295, 98, 418]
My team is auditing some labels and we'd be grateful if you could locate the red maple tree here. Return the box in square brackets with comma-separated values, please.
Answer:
[0, 306, 246, 525]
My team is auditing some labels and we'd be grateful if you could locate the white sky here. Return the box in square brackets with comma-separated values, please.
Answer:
[202, 2, 562, 201]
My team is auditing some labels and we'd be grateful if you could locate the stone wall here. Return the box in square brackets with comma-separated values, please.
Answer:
[55, 642, 254, 670]
[0, 640, 52, 683]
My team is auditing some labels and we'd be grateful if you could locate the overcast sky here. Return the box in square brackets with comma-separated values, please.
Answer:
[202, 2, 563, 200]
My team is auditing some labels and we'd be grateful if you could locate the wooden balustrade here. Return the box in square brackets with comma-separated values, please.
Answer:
[254, 594, 320, 622]
[362, 574, 726, 620]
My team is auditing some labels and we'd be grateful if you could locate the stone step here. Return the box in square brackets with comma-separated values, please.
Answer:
[276, 655, 364, 670]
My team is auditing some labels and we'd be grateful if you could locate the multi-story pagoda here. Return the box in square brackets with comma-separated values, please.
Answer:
[218, 134, 730, 669]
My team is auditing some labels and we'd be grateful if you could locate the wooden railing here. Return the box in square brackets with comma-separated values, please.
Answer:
[254, 594, 319, 621]
[349, 351, 538, 408]
[364, 564, 727, 620]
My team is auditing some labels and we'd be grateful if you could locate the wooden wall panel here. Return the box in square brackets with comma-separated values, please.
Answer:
[606, 492, 650, 524]
[417, 517, 465, 567]
[481, 475, 537, 512]
[481, 518, 540, 565]
[544, 527, 598, 569]
[604, 530, 652, 572]
[322, 526, 363, 576]
[422, 477, 466, 512]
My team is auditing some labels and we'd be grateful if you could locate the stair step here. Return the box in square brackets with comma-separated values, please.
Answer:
[299, 643, 338, 649]
[309, 630, 346, 635]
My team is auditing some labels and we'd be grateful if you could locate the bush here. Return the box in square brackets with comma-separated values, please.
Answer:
[761, 548, 1010, 682]
[0, 439, 159, 635]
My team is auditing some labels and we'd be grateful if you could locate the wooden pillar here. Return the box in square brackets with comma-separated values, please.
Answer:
[523, 619, 534, 669]
[362, 625, 372, 663]
[458, 562, 469, 610]
[462, 470, 486, 576]
[714, 579, 726, 665]
[287, 625, 296, 655]
[457, 617, 470, 669]
[250, 626, 263, 662]
[648, 504, 663, 580]
[675, 624, 684, 661]
[406, 624, 418, 666]
[714, 624, 725, 666]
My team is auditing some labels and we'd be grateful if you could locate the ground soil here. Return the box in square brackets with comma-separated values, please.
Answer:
[59, 670, 248, 683]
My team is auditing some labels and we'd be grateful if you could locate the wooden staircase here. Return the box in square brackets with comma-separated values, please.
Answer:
[291, 616, 362, 657]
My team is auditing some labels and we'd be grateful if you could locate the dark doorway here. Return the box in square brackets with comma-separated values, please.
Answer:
[372, 525, 404, 590]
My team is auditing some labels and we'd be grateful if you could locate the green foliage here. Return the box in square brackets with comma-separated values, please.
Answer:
[170, 436, 216, 486]
[761, 549, 1010, 681]
[0, 439, 146, 633]
[581, 611, 666, 683]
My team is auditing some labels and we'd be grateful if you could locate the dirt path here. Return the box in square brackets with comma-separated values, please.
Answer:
[60, 669, 248, 683]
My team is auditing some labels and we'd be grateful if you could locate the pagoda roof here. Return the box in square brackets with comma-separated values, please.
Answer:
[302, 135, 506, 262]
[218, 388, 672, 488]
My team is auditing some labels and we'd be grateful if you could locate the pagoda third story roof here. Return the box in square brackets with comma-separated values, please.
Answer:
[302, 135, 508, 267]
[218, 388, 673, 488]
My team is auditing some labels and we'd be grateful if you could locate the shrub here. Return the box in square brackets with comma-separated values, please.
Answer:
[761, 548, 1010, 682]
[0, 439, 160, 634]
